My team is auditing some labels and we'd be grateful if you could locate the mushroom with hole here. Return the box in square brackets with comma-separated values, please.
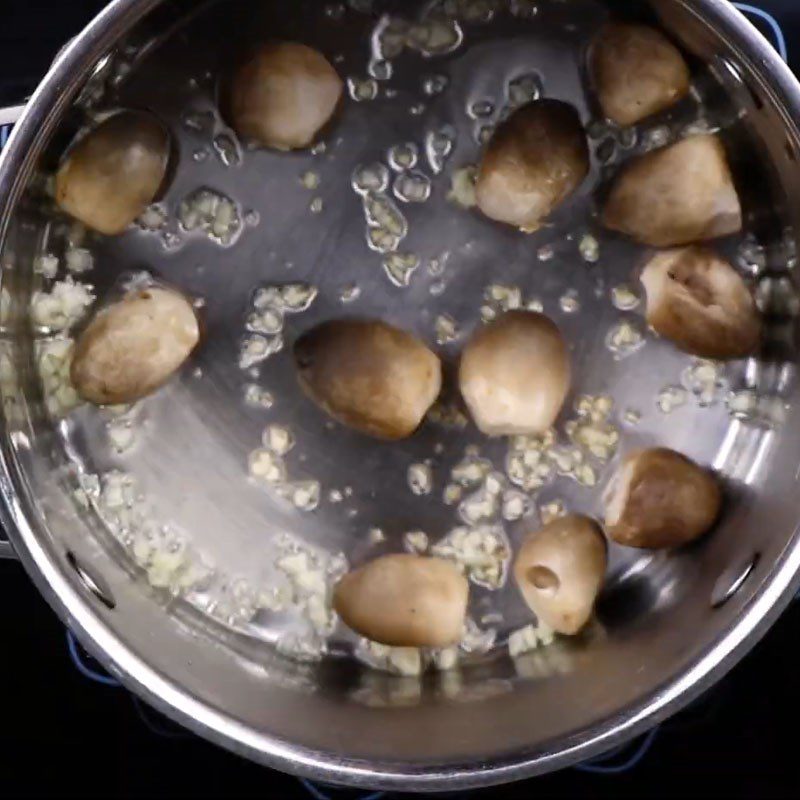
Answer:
[513, 514, 607, 636]
[605, 448, 722, 549]
[459, 310, 571, 436]
[475, 99, 590, 232]
[228, 42, 343, 150]
[641, 246, 761, 359]
[71, 287, 200, 405]
[55, 111, 171, 236]
[294, 319, 442, 440]
[589, 22, 691, 126]
[333, 554, 469, 648]
[602, 134, 742, 247]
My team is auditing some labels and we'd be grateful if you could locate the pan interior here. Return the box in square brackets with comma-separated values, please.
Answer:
[1, 0, 798, 780]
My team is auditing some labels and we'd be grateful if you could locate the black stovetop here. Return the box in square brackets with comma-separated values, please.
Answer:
[2, 2, 800, 798]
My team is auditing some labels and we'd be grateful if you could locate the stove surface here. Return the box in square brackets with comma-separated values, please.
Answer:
[1, 2, 799, 798]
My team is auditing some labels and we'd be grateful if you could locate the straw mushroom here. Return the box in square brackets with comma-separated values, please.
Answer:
[605, 448, 722, 549]
[71, 287, 200, 405]
[602, 135, 742, 247]
[459, 311, 571, 436]
[228, 42, 343, 150]
[333, 554, 469, 648]
[294, 319, 442, 440]
[55, 111, 170, 235]
[475, 99, 590, 231]
[589, 22, 691, 126]
[641, 246, 761, 359]
[513, 514, 607, 636]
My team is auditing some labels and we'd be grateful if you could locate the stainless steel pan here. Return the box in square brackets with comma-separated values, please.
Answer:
[2, 0, 800, 791]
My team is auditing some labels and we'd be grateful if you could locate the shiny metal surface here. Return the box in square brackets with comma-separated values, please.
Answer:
[0, 106, 26, 127]
[2, 0, 800, 790]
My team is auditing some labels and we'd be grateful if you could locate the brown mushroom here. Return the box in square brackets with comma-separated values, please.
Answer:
[55, 111, 170, 236]
[475, 99, 590, 232]
[514, 514, 607, 635]
[459, 311, 571, 436]
[641, 246, 761, 359]
[228, 42, 343, 150]
[603, 135, 742, 247]
[589, 22, 691, 126]
[71, 287, 200, 405]
[333, 554, 469, 648]
[605, 448, 722, 549]
[294, 319, 442, 440]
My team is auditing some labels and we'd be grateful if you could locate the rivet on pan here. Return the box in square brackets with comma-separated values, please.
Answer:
[711, 553, 760, 609]
[66, 551, 116, 610]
